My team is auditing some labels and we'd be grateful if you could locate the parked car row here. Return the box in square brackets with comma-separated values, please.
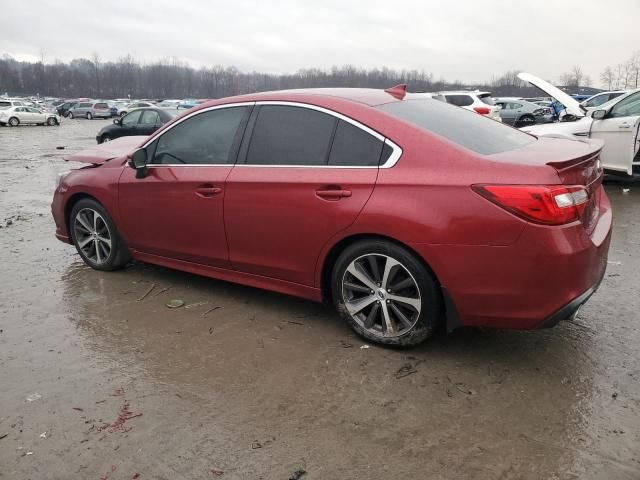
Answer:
[50, 98, 208, 120]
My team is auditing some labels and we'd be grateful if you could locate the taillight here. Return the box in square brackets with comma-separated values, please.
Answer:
[533, 108, 544, 116]
[472, 185, 589, 225]
[473, 106, 491, 115]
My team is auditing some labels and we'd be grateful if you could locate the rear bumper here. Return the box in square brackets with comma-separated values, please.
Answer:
[411, 188, 612, 330]
[538, 263, 606, 328]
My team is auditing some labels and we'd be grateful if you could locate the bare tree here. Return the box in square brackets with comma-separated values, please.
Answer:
[91, 52, 101, 97]
[600, 66, 615, 90]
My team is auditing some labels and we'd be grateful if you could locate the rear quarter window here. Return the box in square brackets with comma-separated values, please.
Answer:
[328, 120, 383, 167]
[377, 99, 535, 155]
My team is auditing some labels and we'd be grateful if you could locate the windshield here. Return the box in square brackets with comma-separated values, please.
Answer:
[165, 109, 180, 117]
[377, 99, 535, 155]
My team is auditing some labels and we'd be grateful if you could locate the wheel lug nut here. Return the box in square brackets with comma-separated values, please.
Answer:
[387, 289, 391, 293]
[370, 290, 374, 294]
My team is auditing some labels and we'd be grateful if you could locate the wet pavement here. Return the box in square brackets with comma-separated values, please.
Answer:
[1, 120, 639, 479]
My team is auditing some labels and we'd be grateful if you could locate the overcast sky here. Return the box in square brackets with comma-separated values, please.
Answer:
[3, 0, 639, 86]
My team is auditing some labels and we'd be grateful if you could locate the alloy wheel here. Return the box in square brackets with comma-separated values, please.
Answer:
[73, 208, 112, 265]
[342, 254, 421, 338]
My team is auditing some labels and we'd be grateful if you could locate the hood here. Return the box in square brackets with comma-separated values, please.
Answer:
[64, 136, 146, 164]
[517, 72, 585, 118]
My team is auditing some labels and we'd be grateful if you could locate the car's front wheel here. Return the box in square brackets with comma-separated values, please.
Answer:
[332, 240, 441, 347]
[46, 117, 57, 126]
[86, 112, 93, 120]
[100, 135, 111, 143]
[70, 198, 130, 271]
[515, 114, 536, 128]
[67, 111, 74, 119]
[8, 117, 19, 127]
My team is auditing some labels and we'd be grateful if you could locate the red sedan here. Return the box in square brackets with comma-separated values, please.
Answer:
[51, 86, 612, 346]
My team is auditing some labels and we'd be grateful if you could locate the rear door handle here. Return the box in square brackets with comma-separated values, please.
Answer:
[315, 189, 352, 200]
[195, 186, 222, 197]
[619, 124, 631, 129]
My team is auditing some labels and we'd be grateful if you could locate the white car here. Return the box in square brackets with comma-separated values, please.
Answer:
[518, 73, 640, 177]
[0, 106, 60, 127]
[437, 90, 502, 122]
[581, 90, 627, 110]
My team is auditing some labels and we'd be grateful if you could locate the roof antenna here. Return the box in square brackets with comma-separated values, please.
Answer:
[384, 84, 407, 100]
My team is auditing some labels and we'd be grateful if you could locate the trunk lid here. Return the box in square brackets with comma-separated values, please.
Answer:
[490, 136, 604, 231]
[64, 136, 145, 164]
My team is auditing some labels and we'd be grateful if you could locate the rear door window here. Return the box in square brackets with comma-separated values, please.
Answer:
[328, 120, 383, 167]
[152, 106, 248, 165]
[245, 105, 336, 166]
[140, 110, 161, 125]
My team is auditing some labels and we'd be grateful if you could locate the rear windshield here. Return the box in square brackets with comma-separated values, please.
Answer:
[377, 99, 535, 155]
[478, 94, 495, 105]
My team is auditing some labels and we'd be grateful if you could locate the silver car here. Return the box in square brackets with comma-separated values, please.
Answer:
[494, 98, 554, 127]
[67, 101, 111, 120]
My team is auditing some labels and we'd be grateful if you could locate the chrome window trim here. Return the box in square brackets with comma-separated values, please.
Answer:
[144, 100, 403, 169]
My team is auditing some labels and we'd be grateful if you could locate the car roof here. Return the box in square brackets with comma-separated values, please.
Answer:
[197, 88, 410, 109]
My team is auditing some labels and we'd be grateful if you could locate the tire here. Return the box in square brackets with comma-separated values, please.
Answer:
[331, 239, 442, 347]
[119, 111, 126, 118]
[69, 198, 130, 271]
[68, 111, 74, 119]
[515, 114, 536, 128]
[100, 135, 111, 143]
[8, 117, 19, 127]
[86, 112, 93, 120]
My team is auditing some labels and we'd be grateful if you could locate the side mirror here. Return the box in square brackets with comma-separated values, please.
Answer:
[592, 109, 607, 120]
[113, 118, 122, 125]
[129, 148, 148, 178]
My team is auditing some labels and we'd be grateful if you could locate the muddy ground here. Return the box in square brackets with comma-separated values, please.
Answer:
[0, 119, 639, 480]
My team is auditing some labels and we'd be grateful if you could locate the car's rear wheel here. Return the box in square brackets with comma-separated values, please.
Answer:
[101, 135, 111, 143]
[332, 240, 441, 347]
[516, 114, 536, 128]
[119, 111, 126, 118]
[70, 198, 129, 271]
[86, 112, 93, 120]
[46, 117, 58, 126]
[8, 117, 19, 127]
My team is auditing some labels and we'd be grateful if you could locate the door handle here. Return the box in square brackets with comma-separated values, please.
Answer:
[195, 186, 222, 197]
[315, 188, 352, 200]
[619, 124, 631, 129]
